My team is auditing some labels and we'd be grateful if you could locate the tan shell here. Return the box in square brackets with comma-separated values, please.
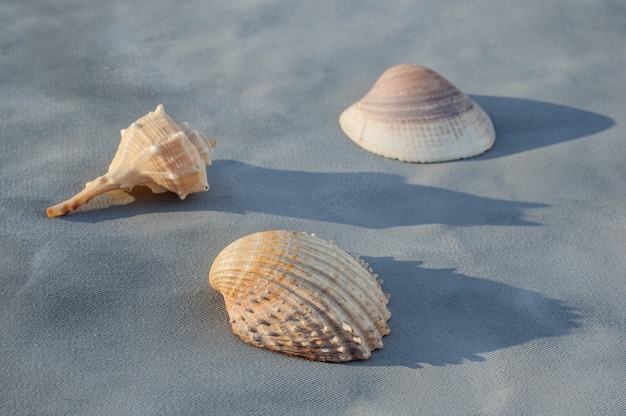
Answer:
[209, 230, 391, 362]
[46, 104, 217, 217]
[339, 64, 495, 163]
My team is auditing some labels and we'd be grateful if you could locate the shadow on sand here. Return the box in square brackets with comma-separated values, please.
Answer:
[469, 95, 614, 160]
[359, 257, 582, 368]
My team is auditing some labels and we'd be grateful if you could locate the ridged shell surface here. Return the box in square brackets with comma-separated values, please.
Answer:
[46, 104, 216, 217]
[339, 64, 495, 163]
[209, 230, 391, 362]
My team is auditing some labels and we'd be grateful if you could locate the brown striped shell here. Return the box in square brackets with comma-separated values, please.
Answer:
[209, 230, 391, 362]
[339, 64, 495, 163]
[46, 104, 216, 217]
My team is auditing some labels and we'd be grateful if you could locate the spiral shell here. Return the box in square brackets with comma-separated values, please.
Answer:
[46, 104, 216, 217]
[209, 230, 391, 362]
[339, 64, 495, 163]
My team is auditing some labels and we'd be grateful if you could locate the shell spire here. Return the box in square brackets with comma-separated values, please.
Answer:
[46, 104, 217, 217]
[209, 230, 391, 362]
[339, 64, 495, 163]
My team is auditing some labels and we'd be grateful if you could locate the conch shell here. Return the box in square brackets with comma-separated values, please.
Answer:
[339, 64, 495, 163]
[46, 104, 216, 217]
[209, 230, 391, 362]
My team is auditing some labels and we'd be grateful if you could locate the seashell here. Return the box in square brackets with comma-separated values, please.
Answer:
[46, 104, 217, 217]
[339, 64, 495, 163]
[209, 230, 391, 362]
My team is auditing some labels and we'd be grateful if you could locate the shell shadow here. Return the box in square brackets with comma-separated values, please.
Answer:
[208, 160, 547, 228]
[469, 95, 615, 159]
[359, 257, 583, 368]
[63, 160, 547, 227]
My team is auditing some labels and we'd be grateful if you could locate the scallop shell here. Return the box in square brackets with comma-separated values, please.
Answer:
[46, 104, 217, 217]
[339, 64, 495, 163]
[209, 230, 391, 362]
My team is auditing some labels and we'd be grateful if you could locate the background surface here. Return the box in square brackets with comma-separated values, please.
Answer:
[2, 1, 625, 415]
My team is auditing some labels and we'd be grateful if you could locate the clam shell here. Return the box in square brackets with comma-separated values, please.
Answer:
[46, 104, 217, 217]
[209, 230, 391, 362]
[339, 64, 495, 163]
